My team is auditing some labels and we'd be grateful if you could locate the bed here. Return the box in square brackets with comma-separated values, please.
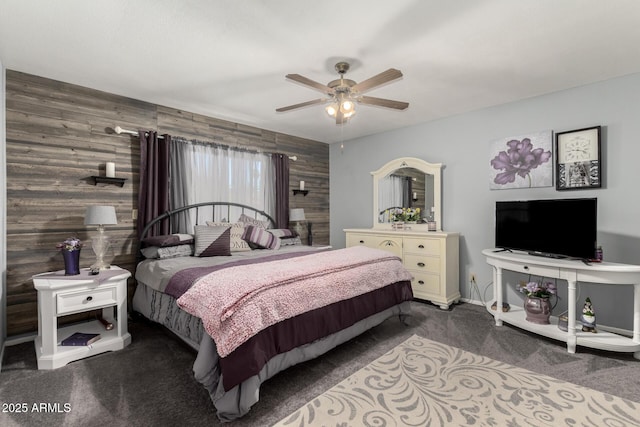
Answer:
[132, 202, 414, 422]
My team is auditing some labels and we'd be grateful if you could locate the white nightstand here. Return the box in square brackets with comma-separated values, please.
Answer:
[33, 266, 132, 370]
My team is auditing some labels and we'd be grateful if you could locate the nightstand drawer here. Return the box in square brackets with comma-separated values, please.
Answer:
[56, 287, 118, 315]
[404, 254, 441, 273]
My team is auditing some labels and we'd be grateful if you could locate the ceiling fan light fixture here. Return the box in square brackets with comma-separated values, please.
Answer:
[325, 103, 339, 117]
[277, 61, 407, 124]
[343, 109, 356, 119]
[340, 99, 355, 114]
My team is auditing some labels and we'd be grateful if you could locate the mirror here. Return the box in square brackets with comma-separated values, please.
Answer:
[372, 157, 442, 231]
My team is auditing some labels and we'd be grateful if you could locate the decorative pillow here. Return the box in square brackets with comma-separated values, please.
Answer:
[267, 229, 295, 238]
[237, 213, 270, 229]
[280, 236, 303, 246]
[241, 225, 281, 250]
[206, 221, 251, 252]
[141, 244, 194, 259]
[141, 233, 194, 248]
[194, 225, 231, 257]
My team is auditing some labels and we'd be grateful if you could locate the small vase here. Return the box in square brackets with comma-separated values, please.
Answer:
[524, 296, 551, 324]
[62, 249, 81, 275]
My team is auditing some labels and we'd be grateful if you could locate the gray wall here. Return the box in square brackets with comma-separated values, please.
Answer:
[1, 61, 6, 368]
[330, 72, 640, 332]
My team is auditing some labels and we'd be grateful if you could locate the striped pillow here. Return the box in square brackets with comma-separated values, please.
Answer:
[241, 225, 281, 250]
[194, 225, 232, 257]
[206, 221, 251, 252]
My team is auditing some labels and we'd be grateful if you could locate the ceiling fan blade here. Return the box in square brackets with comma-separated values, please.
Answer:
[359, 95, 409, 110]
[351, 68, 403, 94]
[285, 74, 335, 95]
[276, 98, 326, 112]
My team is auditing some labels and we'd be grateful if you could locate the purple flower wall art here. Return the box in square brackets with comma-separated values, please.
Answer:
[489, 131, 553, 189]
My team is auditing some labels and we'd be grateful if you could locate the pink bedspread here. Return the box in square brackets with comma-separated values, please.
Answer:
[176, 246, 413, 357]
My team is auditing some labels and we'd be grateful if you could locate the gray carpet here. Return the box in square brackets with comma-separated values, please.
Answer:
[1, 302, 639, 426]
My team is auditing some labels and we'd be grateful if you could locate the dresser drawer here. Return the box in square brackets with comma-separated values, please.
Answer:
[404, 254, 441, 273]
[346, 233, 403, 257]
[403, 237, 440, 255]
[410, 272, 441, 295]
[56, 287, 118, 315]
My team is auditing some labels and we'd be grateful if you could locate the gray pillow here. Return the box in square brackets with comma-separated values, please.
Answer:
[141, 244, 194, 259]
[194, 225, 231, 257]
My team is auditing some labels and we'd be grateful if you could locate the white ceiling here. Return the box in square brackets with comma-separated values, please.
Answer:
[2, 0, 640, 144]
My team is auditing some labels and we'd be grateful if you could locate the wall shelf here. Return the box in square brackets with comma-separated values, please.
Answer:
[293, 190, 309, 196]
[91, 176, 127, 187]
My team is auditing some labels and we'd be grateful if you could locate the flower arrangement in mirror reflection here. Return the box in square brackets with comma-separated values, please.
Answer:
[390, 207, 421, 222]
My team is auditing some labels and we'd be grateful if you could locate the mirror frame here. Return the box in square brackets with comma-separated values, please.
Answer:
[372, 157, 442, 230]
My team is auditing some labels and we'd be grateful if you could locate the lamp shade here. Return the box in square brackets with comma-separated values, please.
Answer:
[84, 206, 118, 226]
[289, 208, 305, 222]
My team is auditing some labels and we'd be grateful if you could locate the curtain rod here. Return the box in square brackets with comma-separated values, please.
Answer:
[113, 126, 297, 161]
[114, 126, 165, 140]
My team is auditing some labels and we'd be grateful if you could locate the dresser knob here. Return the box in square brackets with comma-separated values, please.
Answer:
[359, 240, 365, 244]
[86, 296, 93, 302]
[418, 280, 425, 285]
[418, 245, 424, 249]
[417, 262, 425, 267]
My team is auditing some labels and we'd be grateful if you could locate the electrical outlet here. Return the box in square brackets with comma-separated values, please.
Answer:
[470, 273, 477, 283]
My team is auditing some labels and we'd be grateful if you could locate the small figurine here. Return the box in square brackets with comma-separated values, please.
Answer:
[581, 297, 597, 333]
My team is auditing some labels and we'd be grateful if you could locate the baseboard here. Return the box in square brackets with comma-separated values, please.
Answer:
[459, 298, 484, 306]
[5, 332, 36, 346]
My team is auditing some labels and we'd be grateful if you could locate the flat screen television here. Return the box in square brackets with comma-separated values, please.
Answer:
[495, 198, 597, 260]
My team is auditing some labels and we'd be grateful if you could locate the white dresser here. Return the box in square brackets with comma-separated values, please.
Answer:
[345, 228, 460, 309]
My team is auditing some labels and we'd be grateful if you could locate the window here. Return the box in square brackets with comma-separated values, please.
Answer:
[170, 138, 274, 232]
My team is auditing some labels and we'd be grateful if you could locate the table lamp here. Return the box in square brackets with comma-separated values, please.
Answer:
[84, 205, 118, 270]
[289, 208, 306, 237]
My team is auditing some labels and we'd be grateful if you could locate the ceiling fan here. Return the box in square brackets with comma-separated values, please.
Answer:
[276, 62, 409, 124]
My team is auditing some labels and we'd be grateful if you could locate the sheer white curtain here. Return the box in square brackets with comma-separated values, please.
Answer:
[379, 175, 405, 212]
[170, 138, 275, 233]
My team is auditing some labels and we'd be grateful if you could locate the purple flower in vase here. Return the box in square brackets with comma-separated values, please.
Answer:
[491, 138, 551, 186]
[519, 281, 556, 298]
[56, 237, 83, 252]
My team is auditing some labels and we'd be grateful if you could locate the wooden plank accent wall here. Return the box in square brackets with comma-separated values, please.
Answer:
[5, 70, 330, 337]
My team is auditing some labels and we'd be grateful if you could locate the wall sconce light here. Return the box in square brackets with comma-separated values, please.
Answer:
[84, 205, 118, 270]
[412, 192, 418, 202]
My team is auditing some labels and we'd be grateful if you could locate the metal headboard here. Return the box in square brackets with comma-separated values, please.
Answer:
[138, 201, 276, 258]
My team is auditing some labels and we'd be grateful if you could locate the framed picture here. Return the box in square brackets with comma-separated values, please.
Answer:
[489, 130, 553, 190]
[555, 126, 601, 190]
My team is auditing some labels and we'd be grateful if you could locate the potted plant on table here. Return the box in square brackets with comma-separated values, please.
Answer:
[57, 237, 83, 275]
[518, 281, 557, 324]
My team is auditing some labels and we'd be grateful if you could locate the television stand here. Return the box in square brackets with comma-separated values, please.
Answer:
[482, 249, 640, 359]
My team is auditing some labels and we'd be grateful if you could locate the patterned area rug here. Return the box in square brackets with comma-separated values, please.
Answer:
[273, 335, 639, 426]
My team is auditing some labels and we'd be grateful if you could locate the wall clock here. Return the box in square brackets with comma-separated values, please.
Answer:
[555, 126, 601, 190]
